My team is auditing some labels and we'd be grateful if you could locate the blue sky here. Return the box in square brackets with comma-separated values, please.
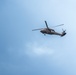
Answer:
[0, 0, 76, 75]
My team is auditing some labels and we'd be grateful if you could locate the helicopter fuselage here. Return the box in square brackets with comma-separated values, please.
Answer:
[40, 28, 66, 36]
[40, 28, 55, 34]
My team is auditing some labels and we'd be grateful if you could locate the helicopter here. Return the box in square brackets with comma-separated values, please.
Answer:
[32, 21, 66, 37]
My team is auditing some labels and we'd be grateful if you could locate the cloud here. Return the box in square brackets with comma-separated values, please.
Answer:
[25, 42, 54, 56]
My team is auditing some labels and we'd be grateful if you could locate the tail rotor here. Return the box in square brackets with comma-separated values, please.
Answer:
[61, 29, 66, 37]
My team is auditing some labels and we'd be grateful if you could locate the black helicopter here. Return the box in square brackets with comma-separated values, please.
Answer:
[32, 21, 66, 37]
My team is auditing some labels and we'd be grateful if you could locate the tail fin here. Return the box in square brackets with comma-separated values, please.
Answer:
[61, 31, 66, 37]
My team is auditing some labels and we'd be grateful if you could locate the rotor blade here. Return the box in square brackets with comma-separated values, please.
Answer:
[32, 28, 43, 31]
[52, 24, 64, 28]
[62, 29, 66, 32]
[45, 21, 49, 28]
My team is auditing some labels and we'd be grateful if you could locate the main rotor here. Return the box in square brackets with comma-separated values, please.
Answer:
[32, 21, 64, 31]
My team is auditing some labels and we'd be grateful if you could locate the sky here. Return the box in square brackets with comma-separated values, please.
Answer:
[0, 0, 76, 75]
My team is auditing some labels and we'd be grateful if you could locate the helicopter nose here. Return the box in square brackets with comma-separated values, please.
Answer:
[40, 30, 42, 33]
[40, 30, 44, 33]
